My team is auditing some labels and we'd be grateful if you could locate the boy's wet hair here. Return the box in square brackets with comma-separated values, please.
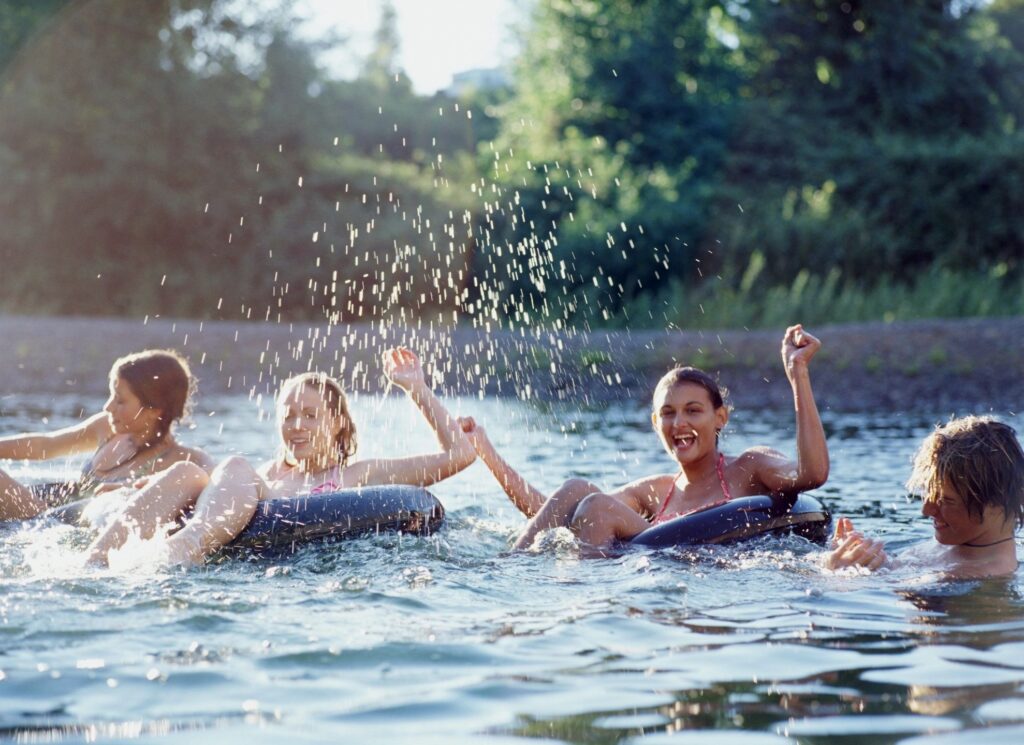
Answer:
[279, 373, 358, 468]
[111, 349, 195, 441]
[653, 366, 729, 411]
[907, 416, 1024, 529]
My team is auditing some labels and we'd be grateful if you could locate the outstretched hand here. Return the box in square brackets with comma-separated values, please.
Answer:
[826, 517, 888, 571]
[383, 347, 425, 391]
[458, 416, 491, 453]
[782, 324, 821, 376]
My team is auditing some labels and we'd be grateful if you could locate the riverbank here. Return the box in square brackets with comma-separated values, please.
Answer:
[2, 315, 1021, 413]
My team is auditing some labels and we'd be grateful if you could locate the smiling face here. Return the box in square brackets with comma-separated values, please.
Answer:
[921, 478, 1004, 546]
[277, 381, 345, 469]
[103, 376, 161, 438]
[652, 382, 729, 466]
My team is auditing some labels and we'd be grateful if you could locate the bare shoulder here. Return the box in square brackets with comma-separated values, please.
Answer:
[736, 446, 788, 464]
[729, 447, 796, 493]
[615, 473, 674, 494]
[733, 447, 792, 473]
[612, 473, 675, 510]
[336, 458, 374, 487]
[946, 555, 1019, 580]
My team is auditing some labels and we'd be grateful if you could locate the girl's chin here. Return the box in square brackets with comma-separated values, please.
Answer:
[672, 445, 706, 462]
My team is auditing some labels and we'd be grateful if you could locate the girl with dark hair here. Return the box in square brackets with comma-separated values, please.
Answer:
[85, 347, 475, 565]
[0, 349, 213, 521]
[462, 325, 830, 551]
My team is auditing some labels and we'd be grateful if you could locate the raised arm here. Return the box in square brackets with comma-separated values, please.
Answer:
[350, 348, 475, 487]
[0, 412, 111, 462]
[755, 325, 830, 494]
[460, 417, 548, 517]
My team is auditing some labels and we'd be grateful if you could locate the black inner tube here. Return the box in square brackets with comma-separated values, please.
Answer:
[41, 485, 446, 555]
[630, 493, 831, 548]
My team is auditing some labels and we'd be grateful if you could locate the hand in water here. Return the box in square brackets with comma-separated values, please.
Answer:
[781, 324, 821, 376]
[826, 516, 888, 571]
[383, 347, 425, 391]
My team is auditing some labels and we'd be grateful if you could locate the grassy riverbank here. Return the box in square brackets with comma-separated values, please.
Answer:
[2, 315, 1022, 413]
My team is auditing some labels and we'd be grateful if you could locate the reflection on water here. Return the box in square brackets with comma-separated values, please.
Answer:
[1, 395, 1023, 742]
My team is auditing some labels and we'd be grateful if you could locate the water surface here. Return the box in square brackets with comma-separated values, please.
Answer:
[2, 394, 1023, 743]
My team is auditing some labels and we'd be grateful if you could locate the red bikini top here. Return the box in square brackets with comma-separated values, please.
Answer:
[652, 452, 733, 525]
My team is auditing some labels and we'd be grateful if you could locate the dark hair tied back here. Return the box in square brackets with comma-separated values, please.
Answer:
[111, 349, 195, 441]
[653, 366, 728, 410]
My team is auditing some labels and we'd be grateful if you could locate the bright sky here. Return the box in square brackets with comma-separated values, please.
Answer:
[299, 0, 524, 94]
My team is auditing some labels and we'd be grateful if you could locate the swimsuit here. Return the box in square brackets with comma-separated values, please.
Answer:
[31, 442, 172, 510]
[652, 452, 733, 525]
[308, 469, 343, 495]
[266, 464, 344, 497]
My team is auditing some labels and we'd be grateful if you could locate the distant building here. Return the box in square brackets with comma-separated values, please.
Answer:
[444, 67, 509, 97]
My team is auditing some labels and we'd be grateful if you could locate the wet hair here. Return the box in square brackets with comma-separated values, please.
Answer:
[653, 366, 729, 411]
[278, 373, 358, 468]
[906, 416, 1024, 529]
[110, 349, 195, 442]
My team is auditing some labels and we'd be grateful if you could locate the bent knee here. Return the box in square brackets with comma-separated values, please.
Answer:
[558, 478, 602, 498]
[570, 492, 617, 524]
[212, 455, 257, 480]
[163, 460, 209, 487]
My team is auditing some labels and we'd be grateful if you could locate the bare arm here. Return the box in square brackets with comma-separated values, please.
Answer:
[351, 348, 475, 487]
[756, 325, 830, 493]
[460, 417, 548, 516]
[0, 412, 111, 461]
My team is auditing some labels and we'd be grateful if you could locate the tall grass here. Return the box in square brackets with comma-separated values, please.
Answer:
[618, 259, 1024, 329]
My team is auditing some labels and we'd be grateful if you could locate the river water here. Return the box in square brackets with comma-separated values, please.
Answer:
[2, 392, 1023, 743]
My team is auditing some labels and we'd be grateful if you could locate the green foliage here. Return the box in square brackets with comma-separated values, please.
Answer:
[0, 0, 483, 321]
[627, 264, 1024, 330]
[0, 0, 70, 72]
[479, 0, 1024, 329]
[2, 0, 1023, 333]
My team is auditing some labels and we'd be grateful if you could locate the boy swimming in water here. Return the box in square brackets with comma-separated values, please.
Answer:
[828, 416, 1022, 578]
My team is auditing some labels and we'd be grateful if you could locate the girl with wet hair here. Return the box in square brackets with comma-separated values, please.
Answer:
[86, 347, 475, 566]
[0, 349, 213, 521]
[828, 416, 1023, 578]
[462, 324, 830, 551]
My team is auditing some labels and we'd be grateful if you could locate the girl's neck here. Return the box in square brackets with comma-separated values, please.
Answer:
[679, 449, 721, 481]
[131, 431, 173, 457]
[285, 455, 341, 476]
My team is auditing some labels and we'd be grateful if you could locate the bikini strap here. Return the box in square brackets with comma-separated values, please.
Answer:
[716, 452, 733, 501]
[653, 472, 680, 523]
[654, 452, 732, 523]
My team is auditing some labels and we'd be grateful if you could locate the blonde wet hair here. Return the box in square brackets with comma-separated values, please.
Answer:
[278, 373, 358, 468]
[906, 416, 1024, 529]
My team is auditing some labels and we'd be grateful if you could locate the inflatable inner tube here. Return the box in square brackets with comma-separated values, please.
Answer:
[43, 485, 445, 555]
[229, 485, 444, 554]
[630, 493, 830, 549]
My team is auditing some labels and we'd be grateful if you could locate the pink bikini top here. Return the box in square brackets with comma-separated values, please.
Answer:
[652, 452, 733, 525]
[299, 465, 344, 495]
